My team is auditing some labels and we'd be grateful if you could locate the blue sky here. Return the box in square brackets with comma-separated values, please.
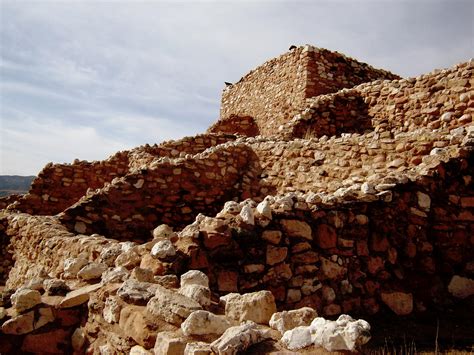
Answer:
[1, 0, 473, 175]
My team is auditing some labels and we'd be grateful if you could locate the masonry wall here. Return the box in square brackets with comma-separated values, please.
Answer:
[9, 134, 237, 217]
[10, 152, 130, 216]
[219, 45, 399, 137]
[182, 152, 474, 316]
[288, 60, 473, 139]
[59, 143, 263, 242]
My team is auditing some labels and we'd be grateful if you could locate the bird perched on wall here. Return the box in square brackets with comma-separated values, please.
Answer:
[224, 82, 233, 87]
[289, 45, 297, 50]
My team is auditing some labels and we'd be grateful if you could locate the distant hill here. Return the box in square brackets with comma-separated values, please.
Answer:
[0, 175, 35, 197]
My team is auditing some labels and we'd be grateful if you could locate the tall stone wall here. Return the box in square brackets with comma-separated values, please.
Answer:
[58, 143, 263, 242]
[219, 45, 399, 137]
[287, 60, 473, 139]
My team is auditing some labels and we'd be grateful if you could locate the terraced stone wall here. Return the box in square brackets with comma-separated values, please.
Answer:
[8, 134, 237, 218]
[289, 60, 473, 139]
[128, 134, 237, 170]
[185, 152, 474, 316]
[219, 45, 398, 137]
[249, 125, 469, 196]
[9, 152, 130, 216]
[59, 144, 264, 242]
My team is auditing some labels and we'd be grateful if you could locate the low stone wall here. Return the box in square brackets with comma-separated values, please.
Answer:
[8, 134, 237, 218]
[128, 133, 237, 170]
[9, 152, 130, 216]
[59, 143, 264, 242]
[288, 60, 473, 139]
[180, 151, 474, 316]
[219, 45, 398, 137]
[207, 115, 260, 137]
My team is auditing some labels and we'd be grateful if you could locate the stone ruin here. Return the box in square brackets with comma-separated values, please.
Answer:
[0, 44, 473, 354]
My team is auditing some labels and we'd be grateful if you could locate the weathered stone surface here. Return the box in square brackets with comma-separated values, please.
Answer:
[119, 305, 159, 348]
[210, 321, 270, 355]
[381, 291, 413, 315]
[180, 270, 209, 288]
[281, 220, 312, 240]
[59, 283, 102, 308]
[153, 224, 175, 239]
[63, 257, 88, 278]
[117, 279, 158, 304]
[147, 285, 202, 325]
[448, 275, 474, 298]
[131, 267, 155, 283]
[154, 331, 187, 355]
[1, 311, 34, 334]
[181, 310, 234, 336]
[77, 262, 108, 280]
[11, 289, 41, 313]
[256, 199, 272, 219]
[115, 249, 141, 269]
[140, 254, 165, 275]
[280, 325, 313, 350]
[179, 284, 211, 308]
[43, 278, 70, 296]
[98, 244, 122, 266]
[103, 296, 122, 323]
[281, 314, 371, 351]
[130, 345, 152, 355]
[262, 230, 282, 244]
[151, 239, 176, 259]
[184, 342, 212, 355]
[101, 266, 129, 284]
[225, 290, 277, 324]
[269, 307, 318, 334]
[266, 245, 288, 266]
[239, 205, 255, 225]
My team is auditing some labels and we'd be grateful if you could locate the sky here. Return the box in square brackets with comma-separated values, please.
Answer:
[1, 0, 473, 175]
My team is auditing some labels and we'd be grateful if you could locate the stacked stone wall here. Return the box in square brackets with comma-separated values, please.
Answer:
[9, 152, 130, 216]
[219, 45, 398, 137]
[249, 124, 470, 196]
[128, 134, 237, 170]
[58, 143, 264, 242]
[8, 134, 237, 217]
[288, 60, 473, 139]
[183, 152, 474, 316]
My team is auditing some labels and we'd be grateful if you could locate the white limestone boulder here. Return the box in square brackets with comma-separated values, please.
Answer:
[117, 279, 158, 304]
[152, 224, 175, 239]
[181, 310, 234, 336]
[151, 240, 176, 259]
[211, 321, 270, 355]
[180, 270, 209, 288]
[11, 289, 41, 313]
[63, 257, 88, 278]
[147, 285, 202, 325]
[77, 262, 108, 281]
[269, 307, 317, 334]
[224, 290, 277, 324]
[154, 331, 187, 355]
[281, 325, 313, 350]
[281, 314, 371, 351]
[179, 284, 211, 308]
